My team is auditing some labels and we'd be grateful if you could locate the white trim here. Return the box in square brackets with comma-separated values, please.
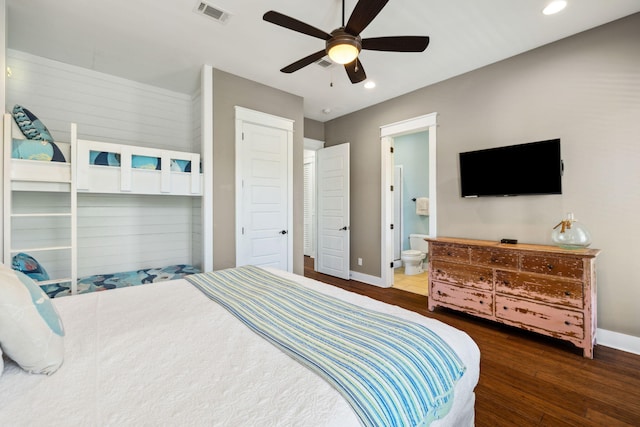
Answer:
[201, 65, 213, 272]
[235, 106, 294, 132]
[303, 138, 324, 151]
[380, 113, 438, 138]
[349, 270, 385, 287]
[380, 113, 438, 287]
[597, 328, 640, 356]
[235, 106, 294, 272]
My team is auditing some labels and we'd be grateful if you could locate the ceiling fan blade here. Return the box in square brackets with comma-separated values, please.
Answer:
[263, 11, 332, 40]
[345, 58, 367, 84]
[281, 50, 328, 73]
[362, 36, 430, 52]
[345, 0, 389, 35]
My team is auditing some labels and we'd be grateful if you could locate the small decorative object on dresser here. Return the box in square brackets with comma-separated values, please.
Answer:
[427, 237, 600, 358]
[552, 212, 592, 249]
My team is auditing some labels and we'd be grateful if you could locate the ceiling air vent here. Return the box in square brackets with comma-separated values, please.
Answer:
[194, 1, 231, 24]
[315, 57, 334, 69]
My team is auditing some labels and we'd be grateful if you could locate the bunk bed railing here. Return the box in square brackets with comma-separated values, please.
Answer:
[75, 135, 202, 195]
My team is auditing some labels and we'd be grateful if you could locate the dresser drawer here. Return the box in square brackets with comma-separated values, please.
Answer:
[431, 281, 493, 316]
[432, 260, 493, 290]
[496, 295, 584, 339]
[495, 270, 583, 309]
[430, 244, 469, 263]
[520, 254, 583, 279]
[470, 248, 518, 269]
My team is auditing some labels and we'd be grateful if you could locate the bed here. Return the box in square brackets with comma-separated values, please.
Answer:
[0, 266, 480, 426]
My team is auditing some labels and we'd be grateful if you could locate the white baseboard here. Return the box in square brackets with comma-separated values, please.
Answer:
[349, 270, 389, 288]
[597, 329, 640, 356]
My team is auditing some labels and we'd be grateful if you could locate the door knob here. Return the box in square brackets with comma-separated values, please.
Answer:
[339, 226, 348, 231]
[279, 230, 288, 235]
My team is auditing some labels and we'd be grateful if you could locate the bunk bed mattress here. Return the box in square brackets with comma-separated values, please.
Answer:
[0, 268, 480, 426]
[43, 264, 200, 298]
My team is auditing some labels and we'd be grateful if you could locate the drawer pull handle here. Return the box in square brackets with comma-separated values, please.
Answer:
[503, 280, 510, 286]
[547, 264, 555, 270]
[503, 306, 508, 310]
[479, 300, 484, 305]
[436, 269, 442, 273]
[479, 276, 485, 281]
[447, 252, 452, 256]
[491, 257, 498, 263]
[564, 321, 571, 326]
[564, 291, 572, 296]
[437, 290, 442, 295]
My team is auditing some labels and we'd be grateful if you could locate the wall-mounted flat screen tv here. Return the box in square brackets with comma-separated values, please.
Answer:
[459, 138, 562, 197]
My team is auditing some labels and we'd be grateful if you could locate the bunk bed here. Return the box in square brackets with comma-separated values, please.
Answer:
[3, 112, 203, 295]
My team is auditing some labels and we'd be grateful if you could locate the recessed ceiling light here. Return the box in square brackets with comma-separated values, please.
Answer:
[543, 0, 567, 15]
[364, 81, 376, 89]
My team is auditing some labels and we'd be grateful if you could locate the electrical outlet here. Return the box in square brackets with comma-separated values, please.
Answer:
[357, 258, 363, 266]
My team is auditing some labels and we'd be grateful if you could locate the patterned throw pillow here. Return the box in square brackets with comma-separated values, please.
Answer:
[12, 105, 55, 143]
[12, 253, 50, 282]
[0, 264, 65, 375]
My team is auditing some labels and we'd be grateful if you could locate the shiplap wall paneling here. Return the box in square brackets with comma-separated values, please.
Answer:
[191, 197, 203, 270]
[10, 192, 72, 281]
[5, 49, 203, 276]
[76, 194, 193, 277]
[6, 49, 194, 152]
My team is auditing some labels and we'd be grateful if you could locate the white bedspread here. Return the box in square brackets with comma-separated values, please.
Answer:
[0, 268, 479, 426]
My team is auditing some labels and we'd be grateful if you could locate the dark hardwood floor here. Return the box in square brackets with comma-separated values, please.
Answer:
[304, 257, 640, 426]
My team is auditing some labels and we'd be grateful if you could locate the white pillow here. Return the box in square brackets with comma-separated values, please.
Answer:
[0, 264, 64, 374]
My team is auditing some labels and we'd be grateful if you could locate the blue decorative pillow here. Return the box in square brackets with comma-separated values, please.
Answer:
[132, 155, 160, 170]
[171, 159, 192, 172]
[12, 139, 53, 161]
[11, 139, 66, 163]
[90, 151, 121, 166]
[12, 105, 55, 143]
[12, 253, 50, 282]
[0, 264, 64, 374]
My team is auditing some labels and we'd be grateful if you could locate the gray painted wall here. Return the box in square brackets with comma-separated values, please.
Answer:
[304, 117, 325, 141]
[211, 69, 305, 274]
[324, 13, 640, 338]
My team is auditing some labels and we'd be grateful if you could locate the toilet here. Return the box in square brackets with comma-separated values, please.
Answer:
[401, 234, 429, 275]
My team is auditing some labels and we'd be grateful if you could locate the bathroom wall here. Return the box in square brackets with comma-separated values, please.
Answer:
[395, 131, 429, 250]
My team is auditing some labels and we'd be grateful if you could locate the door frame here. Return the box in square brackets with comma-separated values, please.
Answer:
[235, 106, 294, 272]
[380, 113, 438, 287]
[303, 138, 324, 266]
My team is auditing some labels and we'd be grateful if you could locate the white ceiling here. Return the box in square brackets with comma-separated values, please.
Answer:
[6, 0, 640, 122]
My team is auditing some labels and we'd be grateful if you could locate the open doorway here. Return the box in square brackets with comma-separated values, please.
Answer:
[303, 138, 324, 270]
[380, 113, 438, 289]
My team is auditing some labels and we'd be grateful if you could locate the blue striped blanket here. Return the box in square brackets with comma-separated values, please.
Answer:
[186, 266, 466, 427]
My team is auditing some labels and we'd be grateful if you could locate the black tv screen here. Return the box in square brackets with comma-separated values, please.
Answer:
[459, 139, 562, 197]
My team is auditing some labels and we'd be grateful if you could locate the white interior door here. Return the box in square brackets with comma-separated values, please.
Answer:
[316, 143, 350, 279]
[236, 114, 292, 271]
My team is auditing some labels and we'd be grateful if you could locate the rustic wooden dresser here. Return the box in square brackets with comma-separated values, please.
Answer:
[427, 237, 600, 358]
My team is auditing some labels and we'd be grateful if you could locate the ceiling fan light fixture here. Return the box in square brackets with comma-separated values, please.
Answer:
[328, 43, 359, 64]
[326, 29, 361, 64]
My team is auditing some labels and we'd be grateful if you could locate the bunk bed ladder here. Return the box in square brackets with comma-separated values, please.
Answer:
[2, 113, 78, 296]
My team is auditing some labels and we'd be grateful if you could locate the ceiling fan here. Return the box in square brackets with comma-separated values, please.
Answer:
[263, 0, 430, 84]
